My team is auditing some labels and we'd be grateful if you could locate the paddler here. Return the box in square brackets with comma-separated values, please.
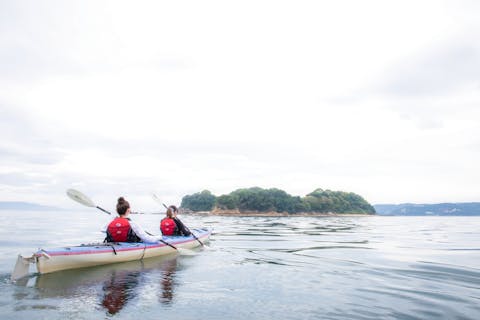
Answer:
[170, 205, 192, 236]
[104, 197, 160, 243]
[160, 205, 191, 236]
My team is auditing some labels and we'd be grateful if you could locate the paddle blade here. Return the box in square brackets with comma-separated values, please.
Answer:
[152, 194, 164, 206]
[177, 248, 197, 256]
[199, 243, 212, 250]
[67, 189, 96, 207]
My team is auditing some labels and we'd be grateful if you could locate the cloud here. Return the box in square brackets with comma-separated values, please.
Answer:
[0, 105, 65, 164]
[379, 40, 480, 97]
[329, 33, 480, 131]
[0, 172, 53, 187]
[1, 1, 480, 208]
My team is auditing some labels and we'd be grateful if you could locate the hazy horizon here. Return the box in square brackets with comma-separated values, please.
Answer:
[1, 1, 479, 210]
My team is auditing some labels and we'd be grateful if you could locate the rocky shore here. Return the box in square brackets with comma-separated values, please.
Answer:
[183, 208, 374, 217]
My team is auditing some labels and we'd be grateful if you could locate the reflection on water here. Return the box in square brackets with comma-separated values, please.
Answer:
[101, 269, 141, 315]
[13, 254, 180, 316]
[1, 213, 480, 320]
[159, 257, 177, 305]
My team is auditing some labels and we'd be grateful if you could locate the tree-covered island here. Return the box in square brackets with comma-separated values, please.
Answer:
[180, 187, 375, 215]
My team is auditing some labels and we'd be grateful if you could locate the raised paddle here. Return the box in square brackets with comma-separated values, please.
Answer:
[67, 189, 112, 215]
[66, 189, 193, 254]
[152, 194, 206, 248]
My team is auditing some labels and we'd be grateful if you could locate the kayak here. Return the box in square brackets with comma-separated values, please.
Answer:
[12, 228, 211, 279]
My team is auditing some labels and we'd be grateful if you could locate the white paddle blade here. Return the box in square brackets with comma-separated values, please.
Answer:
[67, 189, 96, 207]
[200, 243, 212, 250]
[177, 248, 197, 256]
[152, 193, 162, 205]
[152, 194, 169, 210]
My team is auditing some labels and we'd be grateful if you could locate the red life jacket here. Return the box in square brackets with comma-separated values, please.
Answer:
[160, 218, 177, 236]
[107, 217, 132, 242]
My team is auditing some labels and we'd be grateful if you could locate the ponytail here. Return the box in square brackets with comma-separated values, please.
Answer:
[116, 197, 130, 215]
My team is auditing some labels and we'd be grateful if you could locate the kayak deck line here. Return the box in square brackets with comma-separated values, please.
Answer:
[11, 228, 212, 281]
[36, 229, 209, 257]
[36, 246, 145, 257]
[37, 239, 196, 256]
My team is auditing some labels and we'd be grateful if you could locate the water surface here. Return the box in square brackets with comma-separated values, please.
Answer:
[0, 212, 479, 319]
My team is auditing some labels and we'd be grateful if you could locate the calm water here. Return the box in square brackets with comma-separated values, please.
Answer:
[0, 212, 479, 319]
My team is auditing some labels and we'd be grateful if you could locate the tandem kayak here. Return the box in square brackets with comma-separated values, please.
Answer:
[11, 228, 211, 280]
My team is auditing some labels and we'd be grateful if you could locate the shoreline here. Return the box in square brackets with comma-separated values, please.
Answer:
[184, 210, 374, 217]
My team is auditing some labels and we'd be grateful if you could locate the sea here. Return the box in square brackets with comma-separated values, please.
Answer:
[0, 211, 479, 319]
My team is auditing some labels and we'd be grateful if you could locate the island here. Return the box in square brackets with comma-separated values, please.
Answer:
[180, 187, 375, 216]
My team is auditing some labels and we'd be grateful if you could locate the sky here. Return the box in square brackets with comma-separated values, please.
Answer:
[1, 0, 479, 211]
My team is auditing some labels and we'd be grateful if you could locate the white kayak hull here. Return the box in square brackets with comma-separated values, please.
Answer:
[32, 228, 211, 275]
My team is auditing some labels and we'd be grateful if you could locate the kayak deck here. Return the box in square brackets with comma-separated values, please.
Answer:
[32, 228, 211, 274]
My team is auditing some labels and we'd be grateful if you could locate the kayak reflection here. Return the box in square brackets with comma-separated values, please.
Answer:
[16, 253, 181, 315]
[101, 255, 179, 313]
[101, 267, 141, 315]
[159, 256, 177, 305]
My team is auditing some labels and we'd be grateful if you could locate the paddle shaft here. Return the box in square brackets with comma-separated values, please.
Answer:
[188, 228, 204, 247]
[159, 239, 178, 250]
[96, 206, 112, 215]
[145, 231, 178, 250]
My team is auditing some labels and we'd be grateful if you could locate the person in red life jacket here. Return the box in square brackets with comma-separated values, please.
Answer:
[160, 205, 191, 236]
[160, 207, 178, 236]
[104, 197, 160, 243]
[170, 205, 192, 236]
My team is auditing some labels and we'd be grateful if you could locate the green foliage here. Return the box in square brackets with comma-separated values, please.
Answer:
[216, 194, 236, 210]
[180, 190, 216, 211]
[230, 187, 275, 212]
[181, 187, 375, 214]
[305, 189, 375, 214]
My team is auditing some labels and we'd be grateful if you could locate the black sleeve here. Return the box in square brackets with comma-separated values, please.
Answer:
[173, 218, 191, 236]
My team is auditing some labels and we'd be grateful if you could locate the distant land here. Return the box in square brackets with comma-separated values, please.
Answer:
[2, 201, 479, 216]
[0, 201, 64, 211]
[374, 203, 480, 216]
[181, 187, 375, 215]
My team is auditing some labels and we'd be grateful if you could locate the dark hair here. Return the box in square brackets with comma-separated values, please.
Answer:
[166, 207, 174, 218]
[116, 197, 130, 215]
[169, 205, 178, 213]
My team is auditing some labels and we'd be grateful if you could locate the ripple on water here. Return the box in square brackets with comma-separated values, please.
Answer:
[1, 214, 480, 320]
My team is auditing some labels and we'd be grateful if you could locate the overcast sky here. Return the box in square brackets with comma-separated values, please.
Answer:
[1, 0, 479, 211]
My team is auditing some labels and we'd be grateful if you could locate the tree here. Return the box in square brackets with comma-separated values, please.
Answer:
[216, 194, 236, 210]
[180, 187, 375, 214]
[180, 190, 216, 211]
[303, 189, 375, 214]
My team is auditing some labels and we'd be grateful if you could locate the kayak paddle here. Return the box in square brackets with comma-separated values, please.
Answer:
[67, 189, 112, 215]
[66, 189, 192, 254]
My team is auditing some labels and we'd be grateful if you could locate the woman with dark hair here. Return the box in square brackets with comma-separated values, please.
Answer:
[104, 197, 160, 243]
[170, 205, 191, 236]
[160, 205, 191, 236]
